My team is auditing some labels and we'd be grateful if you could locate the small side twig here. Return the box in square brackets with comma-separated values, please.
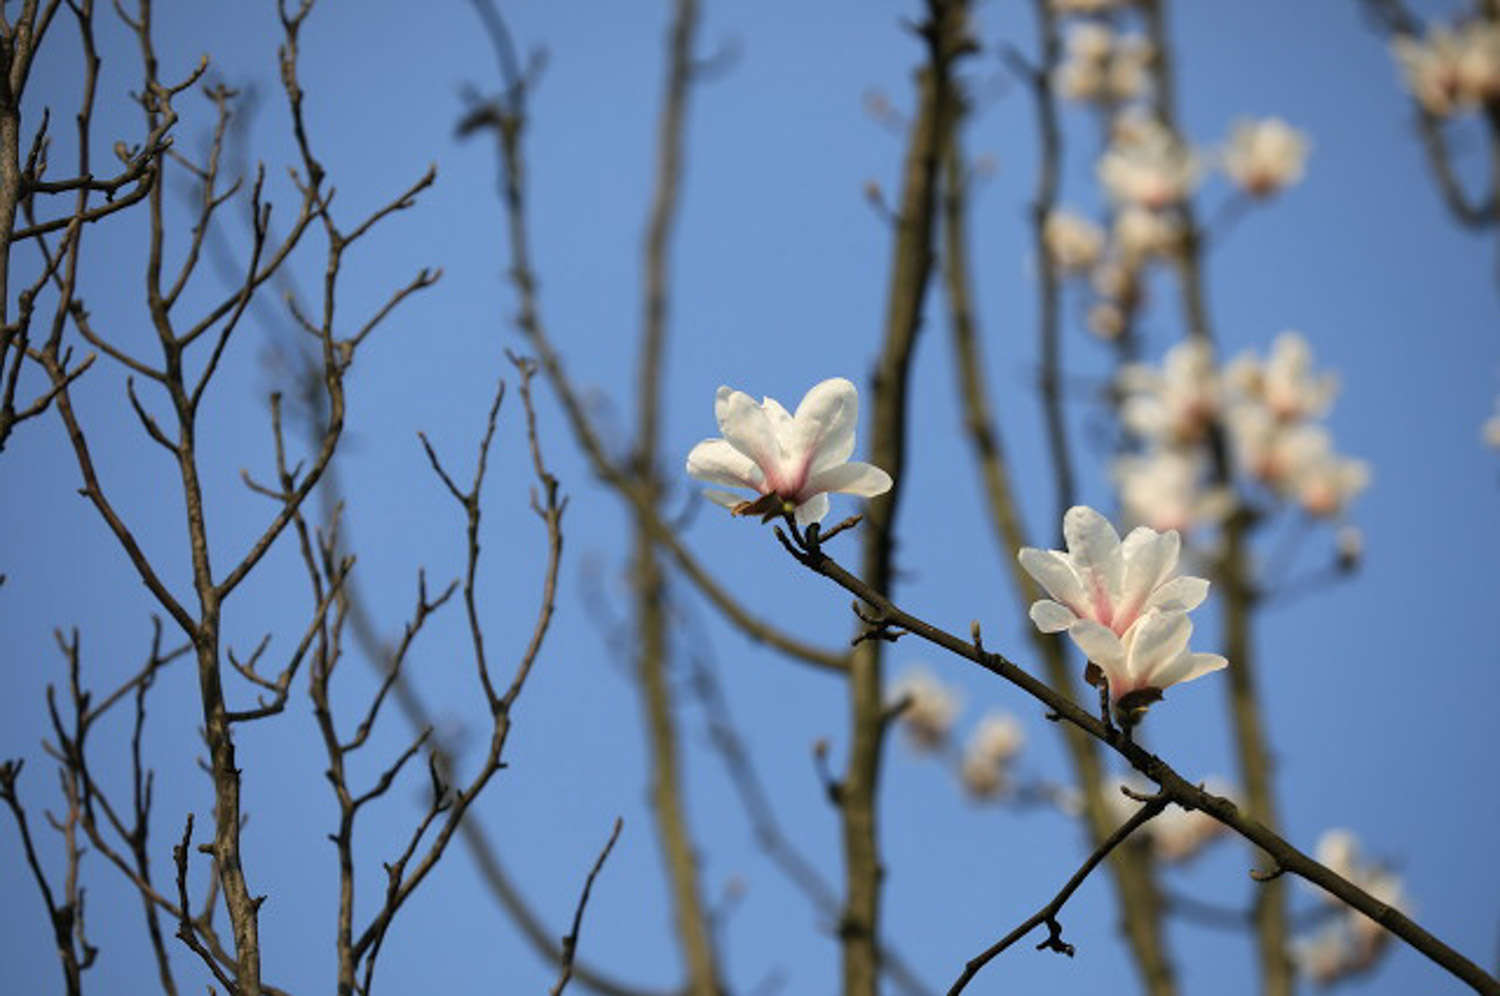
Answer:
[550, 817, 625, 996]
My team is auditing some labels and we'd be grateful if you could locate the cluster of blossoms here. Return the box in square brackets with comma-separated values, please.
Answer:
[1106, 777, 1237, 863]
[685, 377, 893, 526]
[1054, 22, 1153, 105]
[1392, 18, 1500, 118]
[1112, 332, 1367, 533]
[1019, 505, 1225, 724]
[959, 712, 1026, 799]
[888, 669, 1029, 801]
[1293, 830, 1408, 985]
[887, 668, 961, 751]
[1221, 117, 1310, 199]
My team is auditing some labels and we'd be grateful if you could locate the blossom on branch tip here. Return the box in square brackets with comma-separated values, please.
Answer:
[889, 668, 960, 751]
[1221, 117, 1309, 197]
[1019, 506, 1225, 723]
[960, 712, 1025, 799]
[685, 377, 892, 527]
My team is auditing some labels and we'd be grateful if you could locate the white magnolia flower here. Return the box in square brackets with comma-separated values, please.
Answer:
[1457, 21, 1500, 104]
[1108, 36, 1154, 102]
[1296, 829, 1409, 983]
[1282, 427, 1370, 518]
[1393, 28, 1465, 116]
[1044, 210, 1106, 271]
[1019, 506, 1225, 720]
[1222, 117, 1309, 197]
[1066, 21, 1114, 63]
[1114, 449, 1234, 534]
[685, 377, 892, 527]
[1099, 115, 1200, 209]
[1226, 331, 1338, 422]
[889, 668, 960, 751]
[1118, 338, 1220, 444]
[959, 712, 1025, 798]
[1484, 396, 1500, 448]
[1114, 205, 1183, 265]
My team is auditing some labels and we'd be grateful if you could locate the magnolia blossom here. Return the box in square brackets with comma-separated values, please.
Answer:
[1043, 209, 1106, 271]
[1113, 205, 1183, 265]
[959, 712, 1026, 799]
[1281, 427, 1370, 518]
[1054, 26, 1153, 104]
[1294, 829, 1409, 984]
[685, 377, 892, 526]
[1118, 338, 1220, 444]
[1394, 21, 1500, 115]
[1108, 36, 1154, 103]
[1099, 115, 1200, 209]
[1256, 332, 1339, 421]
[1221, 117, 1309, 197]
[889, 668, 960, 751]
[1484, 396, 1500, 448]
[1393, 27, 1466, 116]
[1114, 449, 1233, 534]
[1019, 506, 1225, 720]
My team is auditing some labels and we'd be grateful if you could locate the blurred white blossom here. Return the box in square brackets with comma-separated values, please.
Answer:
[685, 377, 892, 526]
[1099, 114, 1201, 209]
[1228, 332, 1339, 422]
[1055, 24, 1153, 104]
[1114, 205, 1183, 265]
[889, 668, 960, 751]
[1115, 449, 1234, 534]
[1019, 506, 1225, 721]
[1294, 829, 1409, 984]
[1221, 117, 1309, 197]
[1150, 778, 1236, 862]
[1044, 209, 1106, 271]
[1396, 20, 1500, 114]
[1118, 338, 1220, 444]
[960, 712, 1026, 799]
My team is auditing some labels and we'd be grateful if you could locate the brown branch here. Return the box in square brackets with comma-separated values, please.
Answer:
[773, 527, 1500, 996]
[946, 791, 1169, 995]
[838, 6, 970, 995]
[551, 817, 625, 996]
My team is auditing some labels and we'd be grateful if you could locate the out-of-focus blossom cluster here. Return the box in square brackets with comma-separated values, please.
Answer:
[889, 669, 1030, 801]
[888, 668, 961, 751]
[1113, 333, 1368, 533]
[1105, 777, 1237, 863]
[1293, 829, 1408, 985]
[1055, 23, 1154, 105]
[959, 712, 1026, 799]
[1392, 19, 1500, 118]
[1099, 114, 1201, 210]
[1221, 117, 1309, 198]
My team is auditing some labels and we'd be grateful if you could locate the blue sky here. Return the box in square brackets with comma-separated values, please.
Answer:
[3, 2, 1498, 995]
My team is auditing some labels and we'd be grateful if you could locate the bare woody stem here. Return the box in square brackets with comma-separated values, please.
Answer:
[840, 6, 969, 995]
[940, 88, 1178, 996]
[775, 530, 1500, 996]
[628, 1, 722, 993]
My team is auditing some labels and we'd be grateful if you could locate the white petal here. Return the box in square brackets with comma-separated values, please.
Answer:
[1017, 548, 1087, 612]
[1126, 610, 1193, 685]
[794, 492, 830, 527]
[1029, 600, 1076, 633]
[1067, 619, 1125, 669]
[715, 386, 783, 475]
[1151, 651, 1227, 690]
[1117, 527, 1178, 622]
[701, 489, 744, 509]
[806, 461, 892, 499]
[790, 377, 858, 476]
[1146, 575, 1209, 613]
[1064, 505, 1124, 604]
[686, 438, 764, 490]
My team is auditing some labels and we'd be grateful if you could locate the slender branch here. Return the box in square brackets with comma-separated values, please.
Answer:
[550, 817, 625, 996]
[946, 792, 1169, 995]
